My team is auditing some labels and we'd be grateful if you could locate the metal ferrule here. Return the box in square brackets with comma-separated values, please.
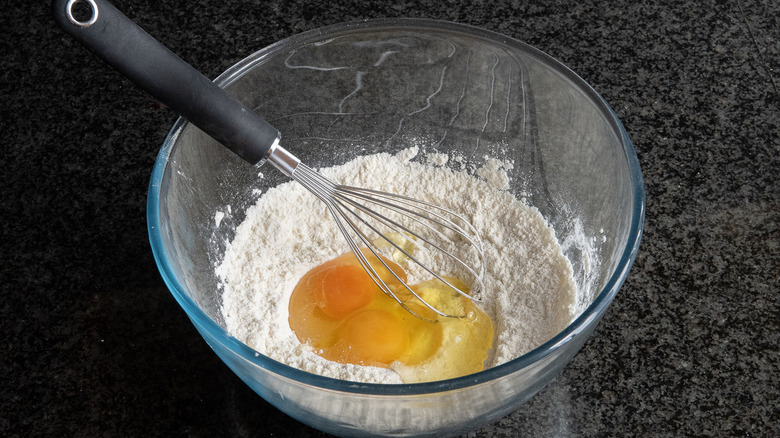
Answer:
[263, 137, 300, 177]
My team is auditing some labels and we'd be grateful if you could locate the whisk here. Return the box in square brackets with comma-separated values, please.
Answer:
[54, 0, 485, 318]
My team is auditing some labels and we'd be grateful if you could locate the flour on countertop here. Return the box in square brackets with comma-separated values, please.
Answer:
[216, 147, 577, 384]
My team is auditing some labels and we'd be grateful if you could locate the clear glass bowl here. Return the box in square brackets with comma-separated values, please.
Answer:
[147, 19, 644, 437]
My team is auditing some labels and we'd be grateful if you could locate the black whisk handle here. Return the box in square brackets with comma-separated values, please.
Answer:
[52, 0, 280, 165]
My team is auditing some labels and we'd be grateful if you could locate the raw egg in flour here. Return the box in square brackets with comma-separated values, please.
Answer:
[288, 249, 494, 383]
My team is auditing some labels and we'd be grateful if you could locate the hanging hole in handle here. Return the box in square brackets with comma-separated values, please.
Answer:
[67, 0, 98, 27]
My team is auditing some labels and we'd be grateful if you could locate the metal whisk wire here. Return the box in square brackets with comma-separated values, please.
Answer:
[334, 186, 486, 295]
[275, 145, 486, 319]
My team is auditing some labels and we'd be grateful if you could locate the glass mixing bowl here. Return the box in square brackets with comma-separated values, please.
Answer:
[147, 18, 644, 437]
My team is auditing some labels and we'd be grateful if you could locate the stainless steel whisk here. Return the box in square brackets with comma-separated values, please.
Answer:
[279, 155, 486, 317]
[55, 0, 485, 318]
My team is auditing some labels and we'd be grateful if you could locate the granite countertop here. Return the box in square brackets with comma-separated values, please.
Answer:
[2, 0, 777, 436]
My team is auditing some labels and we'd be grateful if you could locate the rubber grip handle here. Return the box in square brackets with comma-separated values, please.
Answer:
[52, 0, 279, 165]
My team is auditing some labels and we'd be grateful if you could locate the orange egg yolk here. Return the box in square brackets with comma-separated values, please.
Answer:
[288, 250, 494, 382]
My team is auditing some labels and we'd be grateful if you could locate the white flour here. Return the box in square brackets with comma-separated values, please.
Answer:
[216, 147, 577, 384]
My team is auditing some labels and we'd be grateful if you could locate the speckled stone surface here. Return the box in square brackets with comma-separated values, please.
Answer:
[2, 0, 778, 436]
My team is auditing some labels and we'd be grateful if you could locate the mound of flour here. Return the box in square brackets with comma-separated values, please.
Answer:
[216, 147, 576, 384]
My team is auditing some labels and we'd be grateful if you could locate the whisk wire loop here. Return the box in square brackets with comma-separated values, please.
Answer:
[329, 201, 445, 319]
[282, 155, 485, 319]
[332, 191, 485, 300]
[337, 186, 484, 256]
[306, 183, 439, 318]
[331, 197, 470, 318]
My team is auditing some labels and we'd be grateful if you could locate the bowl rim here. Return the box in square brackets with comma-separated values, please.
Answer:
[147, 17, 645, 396]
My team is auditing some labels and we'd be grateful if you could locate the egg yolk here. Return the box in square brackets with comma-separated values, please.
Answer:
[288, 249, 494, 382]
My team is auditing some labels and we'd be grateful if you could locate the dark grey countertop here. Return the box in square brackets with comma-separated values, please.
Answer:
[2, 0, 778, 436]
